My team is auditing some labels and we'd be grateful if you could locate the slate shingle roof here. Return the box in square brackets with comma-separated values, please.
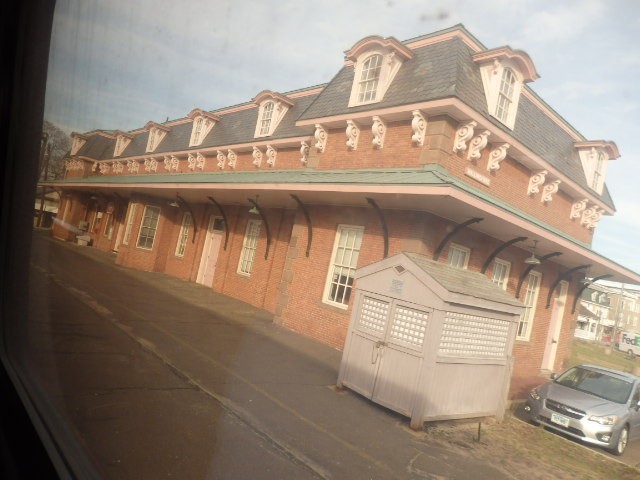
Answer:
[73, 25, 614, 208]
[402, 252, 524, 308]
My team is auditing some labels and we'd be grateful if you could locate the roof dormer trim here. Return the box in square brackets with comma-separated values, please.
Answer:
[574, 141, 620, 160]
[187, 109, 221, 147]
[144, 121, 170, 153]
[344, 35, 414, 66]
[472, 47, 539, 83]
[252, 91, 294, 138]
[70, 132, 88, 155]
[113, 130, 134, 157]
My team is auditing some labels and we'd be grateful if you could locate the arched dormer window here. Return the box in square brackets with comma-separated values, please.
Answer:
[187, 109, 219, 147]
[472, 47, 539, 129]
[358, 54, 383, 103]
[574, 141, 620, 195]
[496, 68, 516, 123]
[113, 131, 133, 157]
[345, 36, 413, 108]
[70, 132, 87, 155]
[252, 91, 294, 138]
[259, 102, 275, 135]
[144, 121, 170, 153]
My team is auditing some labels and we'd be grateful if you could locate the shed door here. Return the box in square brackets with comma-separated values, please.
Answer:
[341, 293, 430, 416]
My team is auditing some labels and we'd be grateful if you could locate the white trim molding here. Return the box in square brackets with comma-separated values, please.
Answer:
[314, 124, 327, 153]
[453, 121, 477, 153]
[528, 170, 548, 196]
[371, 116, 386, 149]
[487, 143, 510, 171]
[346, 120, 360, 150]
[252, 146, 263, 168]
[467, 130, 490, 161]
[411, 110, 427, 146]
[541, 180, 561, 203]
[300, 141, 309, 165]
[266, 145, 277, 168]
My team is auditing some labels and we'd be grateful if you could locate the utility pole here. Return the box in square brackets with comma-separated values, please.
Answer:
[610, 283, 626, 351]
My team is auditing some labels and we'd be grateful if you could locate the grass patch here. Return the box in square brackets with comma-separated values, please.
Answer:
[569, 339, 638, 373]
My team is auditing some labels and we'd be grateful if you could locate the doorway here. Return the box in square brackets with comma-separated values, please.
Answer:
[197, 216, 224, 287]
[541, 280, 568, 372]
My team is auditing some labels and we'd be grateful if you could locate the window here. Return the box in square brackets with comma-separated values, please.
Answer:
[136, 206, 161, 250]
[103, 213, 114, 239]
[122, 203, 138, 245]
[492, 259, 511, 290]
[517, 271, 542, 340]
[447, 243, 470, 269]
[592, 151, 605, 191]
[175, 212, 192, 257]
[259, 102, 274, 136]
[324, 225, 364, 307]
[238, 219, 261, 275]
[495, 68, 516, 122]
[357, 54, 382, 103]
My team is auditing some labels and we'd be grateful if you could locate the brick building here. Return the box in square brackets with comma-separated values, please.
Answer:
[44, 25, 640, 398]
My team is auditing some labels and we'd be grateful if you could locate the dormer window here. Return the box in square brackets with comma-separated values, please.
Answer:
[472, 47, 539, 129]
[113, 131, 133, 157]
[575, 141, 620, 195]
[187, 109, 219, 147]
[144, 121, 170, 153]
[70, 133, 87, 155]
[252, 91, 294, 138]
[259, 102, 274, 135]
[345, 36, 413, 108]
[358, 54, 382, 103]
[496, 68, 516, 123]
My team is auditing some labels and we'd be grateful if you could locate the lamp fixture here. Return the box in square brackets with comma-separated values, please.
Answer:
[168, 200, 180, 208]
[248, 195, 260, 215]
[524, 240, 541, 265]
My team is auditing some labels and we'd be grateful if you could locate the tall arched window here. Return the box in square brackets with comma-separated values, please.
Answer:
[259, 102, 274, 136]
[357, 54, 382, 103]
[495, 68, 516, 122]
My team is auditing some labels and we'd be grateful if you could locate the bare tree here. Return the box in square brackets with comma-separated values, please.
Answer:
[41, 120, 72, 179]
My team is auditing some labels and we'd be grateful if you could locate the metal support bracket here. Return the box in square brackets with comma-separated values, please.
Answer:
[433, 217, 483, 261]
[366, 197, 389, 259]
[248, 198, 272, 260]
[481, 236, 528, 274]
[571, 274, 613, 314]
[207, 196, 229, 250]
[515, 252, 562, 298]
[291, 194, 312, 257]
[176, 194, 198, 242]
[546, 264, 590, 308]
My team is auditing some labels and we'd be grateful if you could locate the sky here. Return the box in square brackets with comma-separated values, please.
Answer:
[43, 0, 640, 277]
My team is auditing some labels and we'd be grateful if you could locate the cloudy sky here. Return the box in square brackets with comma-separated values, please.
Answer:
[44, 0, 640, 277]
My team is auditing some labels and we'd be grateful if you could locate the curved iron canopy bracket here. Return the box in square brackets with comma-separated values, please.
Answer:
[571, 274, 613, 314]
[545, 264, 591, 308]
[291, 194, 312, 257]
[207, 196, 229, 250]
[515, 252, 563, 299]
[433, 217, 483, 261]
[177, 194, 198, 243]
[366, 197, 389, 259]
[481, 236, 528, 274]
[248, 198, 272, 260]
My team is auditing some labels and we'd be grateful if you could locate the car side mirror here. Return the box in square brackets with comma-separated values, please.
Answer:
[550, 373, 558, 380]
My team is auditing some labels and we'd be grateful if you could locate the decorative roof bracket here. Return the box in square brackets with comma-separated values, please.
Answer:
[545, 264, 591, 308]
[433, 217, 483, 261]
[207, 196, 229, 250]
[291, 194, 312, 257]
[481, 236, 527, 274]
[366, 197, 389, 259]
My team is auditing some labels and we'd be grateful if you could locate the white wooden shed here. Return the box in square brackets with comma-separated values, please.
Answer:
[337, 252, 525, 428]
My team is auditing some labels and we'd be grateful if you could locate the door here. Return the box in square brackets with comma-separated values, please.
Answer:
[340, 293, 430, 416]
[197, 216, 224, 287]
[541, 281, 568, 372]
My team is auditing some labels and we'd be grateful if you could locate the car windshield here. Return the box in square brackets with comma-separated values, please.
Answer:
[554, 366, 634, 404]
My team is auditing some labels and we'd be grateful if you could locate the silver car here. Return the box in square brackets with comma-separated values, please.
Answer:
[524, 364, 640, 455]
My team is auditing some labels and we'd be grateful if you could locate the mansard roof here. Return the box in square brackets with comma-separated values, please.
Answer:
[70, 24, 615, 208]
[73, 91, 319, 160]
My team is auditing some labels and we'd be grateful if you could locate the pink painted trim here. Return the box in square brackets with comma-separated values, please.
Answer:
[472, 47, 539, 82]
[344, 35, 413, 62]
[404, 30, 484, 54]
[574, 141, 620, 159]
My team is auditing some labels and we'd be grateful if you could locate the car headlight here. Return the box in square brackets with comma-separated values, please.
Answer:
[588, 415, 618, 425]
[529, 388, 541, 401]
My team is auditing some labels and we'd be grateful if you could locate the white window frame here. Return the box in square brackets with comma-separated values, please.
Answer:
[477, 60, 524, 129]
[357, 54, 382, 104]
[495, 68, 516, 123]
[175, 212, 192, 257]
[491, 258, 511, 290]
[259, 102, 274, 136]
[122, 203, 138, 245]
[237, 219, 261, 276]
[348, 48, 405, 108]
[103, 212, 114, 239]
[447, 243, 470, 269]
[136, 205, 161, 250]
[323, 225, 364, 309]
[517, 271, 542, 341]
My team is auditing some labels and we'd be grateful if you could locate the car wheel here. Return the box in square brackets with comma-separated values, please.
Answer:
[611, 426, 628, 456]
[627, 349, 635, 360]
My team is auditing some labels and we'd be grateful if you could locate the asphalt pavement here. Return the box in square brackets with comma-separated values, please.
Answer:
[19, 232, 575, 478]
